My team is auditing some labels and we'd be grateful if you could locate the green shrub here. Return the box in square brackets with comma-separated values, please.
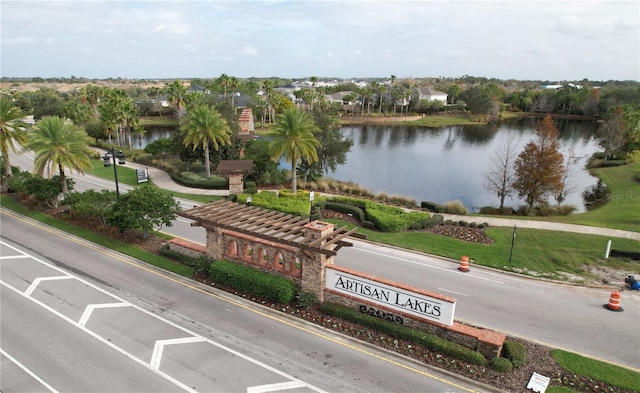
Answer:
[243, 181, 257, 194]
[238, 191, 310, 217]
[421, 201, 444, 212]
[319, 303, 486, 366]
[296, 292, 317, 308]
[174, 171, 228, 189]
[502, 339, 527, 367]
[490, 357, 513, 372]
[409, 214, 443, 230]
[209, 260, 296, 303]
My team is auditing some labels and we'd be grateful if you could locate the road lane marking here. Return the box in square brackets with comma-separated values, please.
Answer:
[150, 337, 208, 370]
[2, 210, 483, 393]
[248, 380, 308, 393]
[438, 288, 470, 297]
[352, 246, 504, 284]
[78, 303, 131, 327]
[0, 239, 328, 393]
[0, 348, 60, 393]
[25, 276, 74, 296]
[0, 254, 30, 260]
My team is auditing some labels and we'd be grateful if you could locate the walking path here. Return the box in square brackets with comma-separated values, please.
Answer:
[113, 152, 639, 241]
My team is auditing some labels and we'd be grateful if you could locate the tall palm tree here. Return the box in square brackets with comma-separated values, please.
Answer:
[165, 80, 187, 118]
[27, 116, 93, 195]
[0, 98, 28, 184]
[181, 104, 231, 178]
[268, 108, 320, 193]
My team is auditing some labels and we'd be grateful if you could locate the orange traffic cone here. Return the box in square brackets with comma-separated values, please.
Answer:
[458, 256, 470, 272]
[603, 291, 623, 312]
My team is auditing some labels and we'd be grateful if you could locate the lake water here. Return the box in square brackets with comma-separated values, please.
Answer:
[328, 118, 600, 212]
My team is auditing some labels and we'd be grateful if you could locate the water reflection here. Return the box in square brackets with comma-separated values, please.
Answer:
[331, 118, 600, 213]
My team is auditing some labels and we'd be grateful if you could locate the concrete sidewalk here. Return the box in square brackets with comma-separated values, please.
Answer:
[110, 150, 639, 241]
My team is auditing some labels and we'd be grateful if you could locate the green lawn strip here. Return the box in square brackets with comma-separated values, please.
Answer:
[0, 196, 193, 278]
[559, 163, 640, 232]
[323, 219, 640, 281]
[546, 387, 579, 393]
[87, 159, 141, 186]
[551, 349, 640, 391]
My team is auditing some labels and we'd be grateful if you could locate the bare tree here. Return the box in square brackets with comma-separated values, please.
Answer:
[555, 147, 579, 206]
[483, 134, 519, 210]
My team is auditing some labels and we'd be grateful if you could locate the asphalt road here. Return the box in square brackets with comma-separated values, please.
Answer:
[1, 210, 491, 393]
[6, 150, 640, 371]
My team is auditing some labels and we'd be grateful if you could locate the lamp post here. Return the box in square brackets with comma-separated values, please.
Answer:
[102, 148, 125, 200]
[508, 225, 517, 264]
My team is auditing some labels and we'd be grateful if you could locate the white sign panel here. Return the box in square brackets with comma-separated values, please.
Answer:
[326, 268, 456, 326]
[527, 372, 550, 393]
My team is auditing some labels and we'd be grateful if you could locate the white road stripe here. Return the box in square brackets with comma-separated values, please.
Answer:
[438, 288, 470, 297]
[247, 380, 309, 393]
[150, 337, 207, 370]
[25, 276, 74, 296]
[78, 302, 131, 327]
[0, 347, 60, 393]
[0, 240, 327, 393]
[0, 254, 31, 260]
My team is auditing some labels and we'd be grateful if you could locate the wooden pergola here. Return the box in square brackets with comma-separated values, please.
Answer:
[179, 200, 364, 256]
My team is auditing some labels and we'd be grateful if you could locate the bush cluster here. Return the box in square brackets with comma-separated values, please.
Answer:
[209, 260, 296, 304]
[409, 214, 444, 230]
[319, 303, 487, 366]
[490, 356, 513, 372]
[175, 171, 228, 189]
[502, 339, 527, 368]
[237, 191, 311, 217]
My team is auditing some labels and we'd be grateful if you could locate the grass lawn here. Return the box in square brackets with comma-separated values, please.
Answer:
[555, 163, 640, 232]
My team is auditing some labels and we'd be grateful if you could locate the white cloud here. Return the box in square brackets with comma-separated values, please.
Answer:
[0, 0, 637, 80]
[238, 46, 258, 56]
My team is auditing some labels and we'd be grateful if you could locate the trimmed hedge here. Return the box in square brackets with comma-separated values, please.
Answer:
[174, 171, 228, 189]
[319, 303, 486, 366]
[409, 214, 444, 230]
[364, 202, 429, 232]
[237, 191, 310, 217]
[209, 260, 296, 304]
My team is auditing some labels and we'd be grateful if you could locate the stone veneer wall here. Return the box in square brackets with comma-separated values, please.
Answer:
[323, 265, 505, 359]
[168, 227, 505, 359]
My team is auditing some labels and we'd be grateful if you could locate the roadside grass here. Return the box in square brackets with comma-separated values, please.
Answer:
[88, 159, 140, 186]
[551, 350, 640, 392]
[87, 159, 223, 204]
[0, 195, 193, 278]
[557, 163, 640, 232]
[324, 220, 640, 282]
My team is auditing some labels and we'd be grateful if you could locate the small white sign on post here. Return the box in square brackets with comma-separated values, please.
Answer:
[309, 191, 315, 202]
[527, 372, 550, 393]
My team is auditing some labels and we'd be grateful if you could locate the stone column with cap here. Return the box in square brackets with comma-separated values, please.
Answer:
[300, 221, 335, 302]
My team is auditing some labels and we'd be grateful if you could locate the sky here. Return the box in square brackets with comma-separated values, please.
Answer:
[1, 0, 639, 81]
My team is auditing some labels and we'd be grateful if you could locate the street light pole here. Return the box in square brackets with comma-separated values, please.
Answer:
[102, 148, 125, 200]
[508, 225, 517, 264]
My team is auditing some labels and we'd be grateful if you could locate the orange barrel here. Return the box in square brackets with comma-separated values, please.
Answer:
[458, 255, 470, 272]
[603, 291, 623, 312]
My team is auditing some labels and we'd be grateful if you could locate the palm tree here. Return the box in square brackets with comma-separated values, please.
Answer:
[268, 108, 320, 193]
[181, 104, 231, 178]
[27, 116, 93, 195]
[165, 80, 187, 118]
[0, 98, 28, 184]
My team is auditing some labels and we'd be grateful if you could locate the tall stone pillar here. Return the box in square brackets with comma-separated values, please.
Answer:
[300, 221, 335, 302]
[228, 174, 244, 194]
